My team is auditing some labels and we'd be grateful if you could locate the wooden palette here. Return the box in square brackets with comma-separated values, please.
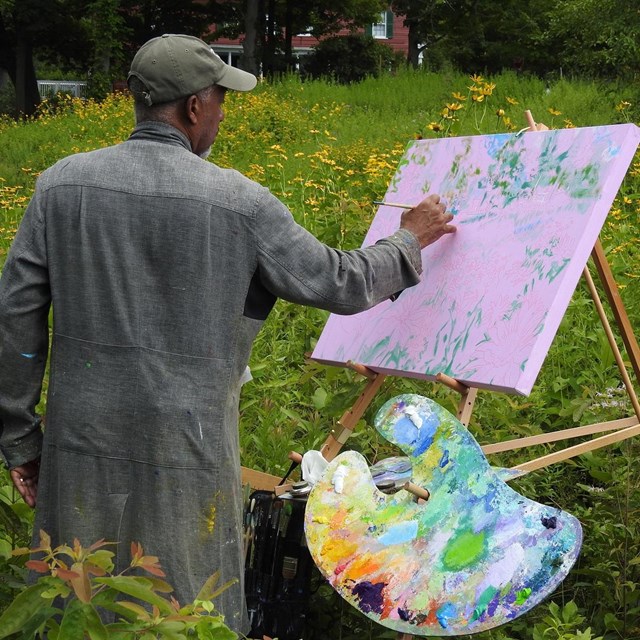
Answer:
[305, 394, 582, 636]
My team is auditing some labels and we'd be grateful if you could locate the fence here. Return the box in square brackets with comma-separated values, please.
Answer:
[37, 80, 88, 99]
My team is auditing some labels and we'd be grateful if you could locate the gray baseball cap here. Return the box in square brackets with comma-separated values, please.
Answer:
[128, 34, 257, 105]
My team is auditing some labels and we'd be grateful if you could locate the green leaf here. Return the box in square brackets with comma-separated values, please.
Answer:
[312, 386, 327, 409]
[195, 571, 220, 602]
[86, 549, 115, 573]
[0, 499, 21, 531]
[58, 600, 107, 640]
[154, 620, 188, 639]
[15, 605, 60, 640]
[94, 576, 172, 615]
[0, 582, 52, 638]
[195, 616, 237, 640]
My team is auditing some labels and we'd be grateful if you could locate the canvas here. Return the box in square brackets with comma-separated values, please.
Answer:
[305, 394, 583, 636]
[312, 124, 640, 394]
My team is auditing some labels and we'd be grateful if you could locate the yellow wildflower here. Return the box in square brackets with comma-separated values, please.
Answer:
[496, 108, 505, 117]
[427, 122, 443, 132]
[452, 92, 467, 101]
[470, 74, 484, 84]
[548, 107, 562, 116]
[506, 96, 519, 105]
[471, 94, 485, 103]
[446, 102, 464, 112]
[481, 83, 496, 96]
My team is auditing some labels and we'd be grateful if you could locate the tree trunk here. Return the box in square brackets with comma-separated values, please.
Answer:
[263, 0, 276, 76]
[14, 28, 40, 117]
[240, 0, 259, 75]
[407, 21, 420, 68]
[283, 0, 293, 71]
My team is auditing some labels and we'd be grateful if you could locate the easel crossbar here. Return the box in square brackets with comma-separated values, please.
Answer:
[481, 415, 638, 454]
[513, 421, 640, 474]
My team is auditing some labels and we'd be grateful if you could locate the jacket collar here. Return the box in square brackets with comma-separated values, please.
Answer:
[128, 121, 192, 153]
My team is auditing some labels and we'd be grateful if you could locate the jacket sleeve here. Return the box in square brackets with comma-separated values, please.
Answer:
[0, 187, 51, 468]
[255, 188, 422, 315]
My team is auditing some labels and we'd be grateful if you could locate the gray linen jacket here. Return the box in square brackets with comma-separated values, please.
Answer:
[0, 122, 422, 632]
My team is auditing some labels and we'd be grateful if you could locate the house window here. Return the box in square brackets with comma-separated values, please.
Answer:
[368, 10, 394, 39]
[372, 13, 387, 38]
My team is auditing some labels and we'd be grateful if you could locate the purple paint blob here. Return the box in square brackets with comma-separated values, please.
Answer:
[398, 607, 411, 621]
[352, 580, 386, 614]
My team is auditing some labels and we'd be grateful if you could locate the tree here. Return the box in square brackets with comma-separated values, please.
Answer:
[397, 0, 558, 75]
[0, 0, 54, 116]
[210, 0, 388, 77]
[120, 0, 217, 48]
[0, 0, 124, 116]
[544, 0, 640, 78]
[390, 0, 456, 68]
[0, 0, 228, 117]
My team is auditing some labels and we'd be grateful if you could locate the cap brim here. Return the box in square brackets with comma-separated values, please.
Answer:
[217, 65, 257, 92]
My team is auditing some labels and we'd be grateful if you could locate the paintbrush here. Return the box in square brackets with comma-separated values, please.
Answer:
[373, 200, 416, 209]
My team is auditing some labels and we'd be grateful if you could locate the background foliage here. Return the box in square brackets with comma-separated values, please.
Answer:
[0, 70, 639, 638]
[1, 0, 640, 115]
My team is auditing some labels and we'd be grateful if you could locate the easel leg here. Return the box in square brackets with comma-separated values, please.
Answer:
[320, 371, 386, 462]
[583, 261, 640, 422]
[436, 372, 477, 426]
[591, 240, 640, 385]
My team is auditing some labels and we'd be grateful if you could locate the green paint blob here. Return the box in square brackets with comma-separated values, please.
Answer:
[442, 529, 486, 570]
[471, 586, 498, 621]
[515, 587, 532, 605]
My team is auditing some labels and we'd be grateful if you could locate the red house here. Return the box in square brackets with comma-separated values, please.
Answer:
[210, 10, 411, 69]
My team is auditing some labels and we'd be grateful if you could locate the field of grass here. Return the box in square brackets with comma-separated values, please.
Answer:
[0, 68, 639, 638]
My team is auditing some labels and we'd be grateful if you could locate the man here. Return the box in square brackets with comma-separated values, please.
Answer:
[0, 34, 454, 633]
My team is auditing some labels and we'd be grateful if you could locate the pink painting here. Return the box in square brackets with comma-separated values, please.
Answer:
[312, 124, 640, 395]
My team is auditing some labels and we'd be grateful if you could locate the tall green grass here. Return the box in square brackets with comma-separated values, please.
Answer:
[1, 70, 639, 638]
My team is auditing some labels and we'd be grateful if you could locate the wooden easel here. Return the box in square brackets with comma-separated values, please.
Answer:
[242, 237, 640, 479]
[240, 238, 640, 640]
[313, 238, 640, 469]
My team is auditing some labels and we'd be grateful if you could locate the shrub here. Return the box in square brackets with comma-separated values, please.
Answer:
[303, 34, 396, 84]
[0, 531, 237, 639]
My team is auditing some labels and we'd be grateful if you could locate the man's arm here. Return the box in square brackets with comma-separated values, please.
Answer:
[0, 188, 51, 503]
[255, 190, 455, 314]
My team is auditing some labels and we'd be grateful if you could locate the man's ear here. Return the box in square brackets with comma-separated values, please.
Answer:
[184, 94, 199, 125]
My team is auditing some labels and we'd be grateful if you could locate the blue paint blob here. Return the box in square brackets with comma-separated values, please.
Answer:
[439, 449, 450, 468]
[20, 353, 37, 359]
[352, 581, 385, 614]
[541, 515, 557, 529]
[436, 602, 456, 628]
[487, 591, 501, 617]
[378, 520, 418, 546]
[393, 413, 438, 456]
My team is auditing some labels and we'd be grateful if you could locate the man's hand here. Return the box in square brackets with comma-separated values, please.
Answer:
[10, 457, 40, 508]
[400, 194, 456, 248]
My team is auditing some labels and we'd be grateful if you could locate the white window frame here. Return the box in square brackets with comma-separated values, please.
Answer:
[371, 12, 387, 39]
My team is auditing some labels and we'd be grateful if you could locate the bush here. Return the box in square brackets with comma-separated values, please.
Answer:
[0, 532, 237, 639]
[303, 34, 396, 84]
